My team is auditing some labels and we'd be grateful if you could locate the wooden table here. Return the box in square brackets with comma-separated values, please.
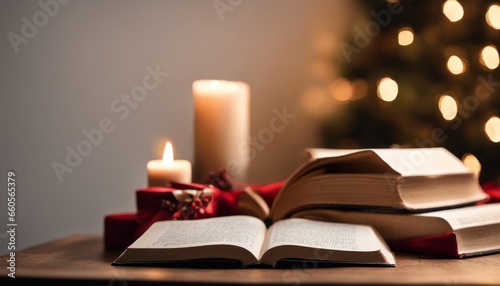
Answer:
[1, 234, 500, 285]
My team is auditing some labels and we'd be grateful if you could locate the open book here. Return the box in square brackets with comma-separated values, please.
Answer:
[270, 148, 488, 221]
[291, 203, 500, 258]
[113, 215, 395, 267]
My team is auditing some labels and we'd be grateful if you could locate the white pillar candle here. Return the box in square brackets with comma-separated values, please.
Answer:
[193, 80, 250, 183]
[147, 141, 192, 186]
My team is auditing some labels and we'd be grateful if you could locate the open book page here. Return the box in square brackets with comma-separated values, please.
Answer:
[129, 216, 267, 261]
[306, 147, 471, 176]
[259, 218, 383, 259]
[420, 204, 500, 230]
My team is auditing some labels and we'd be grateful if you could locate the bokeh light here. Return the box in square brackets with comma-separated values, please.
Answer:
[377, 77, 398, 102]
[462, 153, 481, 177]
[484, 116, 500, 143]
[330, 78, 353, 102]
[479, 45, 500, 70]
[398, 27, 414, 46]
[442, 0, 464, 22]
[447, 55, 466, 74]
[438, 94, 458, 120]
[486, 4, 500, 29]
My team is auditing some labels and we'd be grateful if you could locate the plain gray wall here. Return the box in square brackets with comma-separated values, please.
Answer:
[0, 0, 351, 253]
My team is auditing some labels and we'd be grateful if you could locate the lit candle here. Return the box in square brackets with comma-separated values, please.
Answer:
[193, 80, 250, 183]
[147, 141, 192, 186]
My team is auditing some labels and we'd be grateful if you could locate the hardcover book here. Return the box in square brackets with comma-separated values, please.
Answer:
[270, 148, 488, 221]
[291, 203, 500, 258]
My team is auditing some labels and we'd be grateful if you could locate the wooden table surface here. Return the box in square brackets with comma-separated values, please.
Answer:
[1, 234, 500, 285]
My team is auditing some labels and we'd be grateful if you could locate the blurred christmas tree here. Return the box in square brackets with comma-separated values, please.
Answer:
[321, 0, 500, 183]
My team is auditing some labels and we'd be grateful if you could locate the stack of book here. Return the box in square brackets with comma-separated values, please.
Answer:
[113, 147, 499, 268]
[272, 147, 499, 258]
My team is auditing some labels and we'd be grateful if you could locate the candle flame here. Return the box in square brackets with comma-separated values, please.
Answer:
[162, 141, 174, 165]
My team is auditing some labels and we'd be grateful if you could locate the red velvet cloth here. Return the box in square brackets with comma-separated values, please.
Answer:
[482, 182, 500, 203]
[104, 213, 138, 250]
[247, 180, 285, 208]
[104, 181, 281, 250]
[134, 183, 243, 239]
[389, 232, 462, 258]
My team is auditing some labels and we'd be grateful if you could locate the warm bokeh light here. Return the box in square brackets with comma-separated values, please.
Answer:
[462, 153, 481, 177]
[438, 94, 458, 120]
[301, 86, 330, 116]
[484, 116, 500, 143]
[377, 77, 398, 102]
[398, 27, 414, 46]
[442, 0, 464, 22]
[447, 55, 466, 74]
[486, 4, 500, 30]
[330, 78, 353, 102]
[479, 45, 500, 70]
[310, 60, 332, 79]
[351, 79, 368, 100]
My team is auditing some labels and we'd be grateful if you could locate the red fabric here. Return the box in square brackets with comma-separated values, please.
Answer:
[389, 232, 461, 258]
[482, 182, 500, 203]
[104, 213, 138, 250]
[209, 187, 243, 216]
[246, 180, 285, 208]
[103, 181, 286, 248]
[134, 183, 243, 239]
